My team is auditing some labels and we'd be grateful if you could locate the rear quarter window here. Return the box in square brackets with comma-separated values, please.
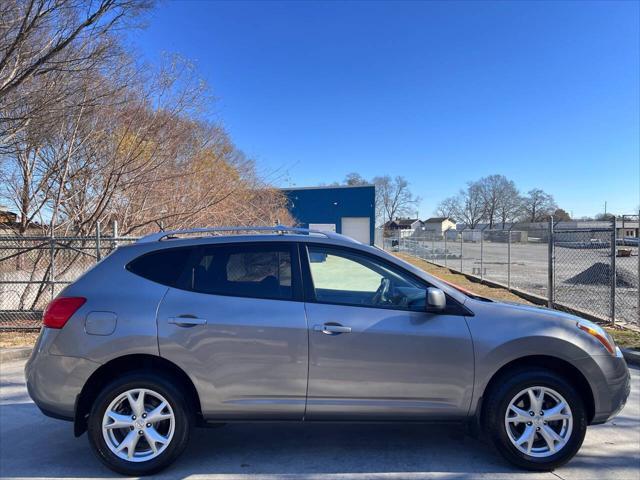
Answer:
[126, 248, 192, 287]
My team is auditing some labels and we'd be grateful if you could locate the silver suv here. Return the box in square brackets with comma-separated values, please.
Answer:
[25, 227, 630, 476]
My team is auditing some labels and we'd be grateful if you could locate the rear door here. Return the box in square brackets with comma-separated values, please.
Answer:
[154, 242, 308, 420]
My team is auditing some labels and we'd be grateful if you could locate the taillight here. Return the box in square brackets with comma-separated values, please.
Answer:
[43, 297, 86, 329]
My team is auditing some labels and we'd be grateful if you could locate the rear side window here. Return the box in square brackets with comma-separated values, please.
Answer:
[191, 244, 294, 300]
[127, 248, 192, 287]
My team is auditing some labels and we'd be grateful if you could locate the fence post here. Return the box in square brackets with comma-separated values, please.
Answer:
[480, 227, 484, 280]
[444, 229, 448, 268]
[610, 217, 616, 325]
[460, 228, 464, 272]
[96, 222, 102, 262]
[431, 234, 435, 262]
[548, 217, 554, 308]
[507, 225, 512, 289]
[112, 220, 118, 250]
[49, 230, 55, 301]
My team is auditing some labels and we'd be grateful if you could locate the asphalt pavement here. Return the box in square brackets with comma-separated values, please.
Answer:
[1, 358, 638, 480]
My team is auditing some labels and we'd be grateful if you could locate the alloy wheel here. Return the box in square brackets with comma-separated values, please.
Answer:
[504, 386, 573, 458]
[101, 388, 175, 462]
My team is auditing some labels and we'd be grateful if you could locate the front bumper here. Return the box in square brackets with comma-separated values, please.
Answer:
[25, 328, 100, 421]
[585, 348, 631, 425]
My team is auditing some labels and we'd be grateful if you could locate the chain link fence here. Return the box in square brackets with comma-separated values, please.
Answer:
[2, 220, 638, 330]
[377, 218, 639, 327]
[552, 228, 615, 322]
[0, 226, 138, 330]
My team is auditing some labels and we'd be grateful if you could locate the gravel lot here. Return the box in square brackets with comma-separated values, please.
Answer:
[1, 358, 638, 480]
[404, 239, 639, 325]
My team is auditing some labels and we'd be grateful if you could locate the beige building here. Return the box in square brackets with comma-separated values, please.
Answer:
[423, 217, 456, 234]
[616, 220, 638, 238]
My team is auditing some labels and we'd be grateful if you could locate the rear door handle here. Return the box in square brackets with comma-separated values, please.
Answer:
[168, 315, 207, 327]
[314, 323, 352, 335]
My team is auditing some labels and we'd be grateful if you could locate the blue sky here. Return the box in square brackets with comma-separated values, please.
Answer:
[133, 0, 639, 218]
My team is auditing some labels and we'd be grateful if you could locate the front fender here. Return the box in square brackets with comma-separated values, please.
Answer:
[475, 335, 595, 392]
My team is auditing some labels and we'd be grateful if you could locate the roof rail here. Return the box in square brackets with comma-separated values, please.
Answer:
[137, 225, 359, 244]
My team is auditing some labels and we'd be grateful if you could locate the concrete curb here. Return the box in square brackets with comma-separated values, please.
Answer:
[622, 348, 640, 367]
[0, 347, 32, 363]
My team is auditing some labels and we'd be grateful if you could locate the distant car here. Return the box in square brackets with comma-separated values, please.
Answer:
[26, 226, 630, 476]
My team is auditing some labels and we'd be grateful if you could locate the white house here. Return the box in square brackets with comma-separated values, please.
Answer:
[422, 217, 456, 235]
[383, 218, 424, 238]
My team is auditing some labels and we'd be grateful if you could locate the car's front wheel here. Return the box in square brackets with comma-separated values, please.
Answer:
[484, 368, 587, 471]
[87, 373, 191, 476]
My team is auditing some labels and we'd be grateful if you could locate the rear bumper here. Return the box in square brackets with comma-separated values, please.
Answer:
[25, 328, 100, 421]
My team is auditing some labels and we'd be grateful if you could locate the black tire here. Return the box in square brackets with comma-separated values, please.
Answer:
[87, 372, 192, 476]
[483, 367, 587, 471]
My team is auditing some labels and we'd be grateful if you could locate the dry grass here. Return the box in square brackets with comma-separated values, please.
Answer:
[394, 253, 640, 350]
[394, 253, 534, 305]
[605, 327, 640, 350]
[0, 331, 40, 349]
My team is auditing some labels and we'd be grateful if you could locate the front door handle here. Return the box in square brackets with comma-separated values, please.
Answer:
[314, 323, 352, 335]
[168, 315, 207, 327]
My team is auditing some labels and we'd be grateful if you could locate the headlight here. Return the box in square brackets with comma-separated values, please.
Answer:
[576, 319, 616, 355]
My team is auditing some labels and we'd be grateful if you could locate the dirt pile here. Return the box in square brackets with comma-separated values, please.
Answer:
[565, 262, 638, 288]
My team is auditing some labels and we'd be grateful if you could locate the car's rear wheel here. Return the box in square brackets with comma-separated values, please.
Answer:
[87, 373, 191, 476]
[484, 368, 587, 471]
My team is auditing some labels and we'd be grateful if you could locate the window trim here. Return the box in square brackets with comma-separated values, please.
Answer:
[300, 243, 471, 315]
[180, 241, 304, 302]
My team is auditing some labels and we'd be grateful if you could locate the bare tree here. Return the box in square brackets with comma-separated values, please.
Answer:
[0, 1, 153, 148]
[2, 54, 292, 236]
[1, 48, 143, 234]
[453, 182, 484, 229]
[372, 175, 420, 227]
[2, 54, 293, 309]
[496, 179, 521, 228]
[595, 212, 615, 221]
[435, 196, 458, 221]
[0, 0, 151, 99]
[0, 1, 298, 315]
[343, 172, 368, 186]
[522, 188, 557, 222]
[553, 208, 571, 222]
[478, 175, 517, 228]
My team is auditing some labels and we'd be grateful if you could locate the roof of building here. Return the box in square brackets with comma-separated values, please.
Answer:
[0, 209, 19, 225]
[280, 184, 374, 191]
[424, 217, 453, 224]
[382, 218, 422, 229]
[616, 221, 639, 229]
[396, 218, 420, 225]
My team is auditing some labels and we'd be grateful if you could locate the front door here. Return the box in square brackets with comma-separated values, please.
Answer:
[157, 242, 308, 420]
[302, 244, 474, 420]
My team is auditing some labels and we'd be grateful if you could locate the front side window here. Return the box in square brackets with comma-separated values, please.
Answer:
[191, 244, 293, 300]
[307, 246, 427, 310]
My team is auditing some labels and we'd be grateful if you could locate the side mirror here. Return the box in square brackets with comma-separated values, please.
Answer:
[426, 287, 446, 313]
